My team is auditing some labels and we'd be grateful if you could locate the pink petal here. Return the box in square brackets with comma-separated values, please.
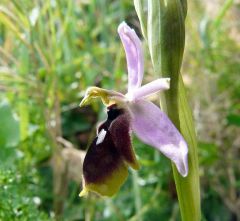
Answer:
[129, 100, 188, 177]
[125, 78, 170, 101]
[118, 22, 144, 93]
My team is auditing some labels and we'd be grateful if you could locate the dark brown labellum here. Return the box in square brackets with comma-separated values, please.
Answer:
[82, 105, 139, 196]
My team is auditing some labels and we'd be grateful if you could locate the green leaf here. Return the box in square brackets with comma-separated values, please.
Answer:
[0, 8, 29, 46]
[0, 101, 20, 147]
[198, 142, 218, 166]
[226, 114, 240, 127]
[134, 0, 147, 39]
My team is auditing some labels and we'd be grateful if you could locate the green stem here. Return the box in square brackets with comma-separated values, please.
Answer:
[132, 170, 142, 221]
[134, 1, 201, 220]
[171, 76, 200, 221]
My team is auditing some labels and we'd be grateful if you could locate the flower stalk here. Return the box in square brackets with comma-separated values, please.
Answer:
[134, 0, 201, 220]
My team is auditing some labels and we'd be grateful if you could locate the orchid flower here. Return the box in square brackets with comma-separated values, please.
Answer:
[79, 22, 188, 197]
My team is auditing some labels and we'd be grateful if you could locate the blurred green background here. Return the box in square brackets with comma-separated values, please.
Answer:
[0, 0, 239, 220]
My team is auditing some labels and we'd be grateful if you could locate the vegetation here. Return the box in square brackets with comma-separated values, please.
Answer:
[0, 0, 239, 220]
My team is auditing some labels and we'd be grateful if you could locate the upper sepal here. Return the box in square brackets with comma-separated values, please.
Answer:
[118, 22, 144, 93]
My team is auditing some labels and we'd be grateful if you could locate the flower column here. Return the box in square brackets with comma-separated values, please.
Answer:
[134, 1, 201, 221]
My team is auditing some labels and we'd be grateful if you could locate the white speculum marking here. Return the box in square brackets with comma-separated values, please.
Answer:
[96, 129, 107, 145]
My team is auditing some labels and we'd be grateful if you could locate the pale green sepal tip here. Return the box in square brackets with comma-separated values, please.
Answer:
[79, 188, 89, 197]
[79, 96, 90, 107]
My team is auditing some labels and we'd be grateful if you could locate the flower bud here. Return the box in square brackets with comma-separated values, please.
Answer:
[147, 0, 185, 79]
